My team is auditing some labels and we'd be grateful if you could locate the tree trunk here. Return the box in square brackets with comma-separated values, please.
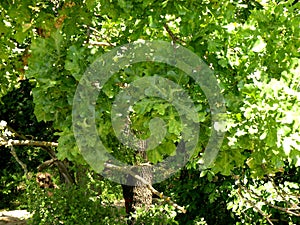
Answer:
[122, 167, 152, 224]
[120, 114, 153, 223]
[122, 139, 152, 224]
[131, 165, 152, 211]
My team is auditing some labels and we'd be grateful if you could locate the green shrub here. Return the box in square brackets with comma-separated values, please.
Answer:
[0, 170, 25, 209]
[131, 202, 179, 225]
[25, 181, 126, 225]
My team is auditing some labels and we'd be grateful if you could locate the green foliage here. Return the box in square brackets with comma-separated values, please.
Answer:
[228, 167, 300, 224]
[0, 171, 25, 209]
[4, 0, 295, 178]
[159, 166, 300, 224]
[26, 181, 126, 225]
[131, 202, 179, 225]
[0, 80, 53, 209]
[158, 168, 236, 225]
[20, 1, 300, 177]
[1, 0, 300, 224]
[25, 173, 181, 225]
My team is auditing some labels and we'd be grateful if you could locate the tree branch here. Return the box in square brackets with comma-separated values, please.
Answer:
[163, 23, 184, 44]
[237, 183, 274, 225]
[10, 145, 29, 179]
[2, 125, 184, 212]
[2, 125, 74, 185]
[82, 25, 116, 47]
[37, 158, 58, 171]
[1, 136, 186, 212]
[241, 183, 300, 217]
[0, 139, 58, 147]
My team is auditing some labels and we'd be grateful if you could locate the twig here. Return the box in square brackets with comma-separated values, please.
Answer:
[88, 40, 115, 47]
[163, 23, 184, 44]
[237, 183, 274, 225]
[10, 145, 29, 179]
[85, 25, 102, 35]
[87, 26, 115, 46]
[241, 184, 300, 217]
[267, 175, 290, 203]
[82, 25, 116, 47]
[104, 162, 186, 213]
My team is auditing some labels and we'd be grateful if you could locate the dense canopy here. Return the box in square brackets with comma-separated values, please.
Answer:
[0, 0, 299, 224]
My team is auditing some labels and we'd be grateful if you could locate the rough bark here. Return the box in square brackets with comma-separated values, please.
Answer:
[131, 164, 152, 211]
[122, 140, 153, 224]
[121, 115, 153, 223]
[105, 162, 186, 213]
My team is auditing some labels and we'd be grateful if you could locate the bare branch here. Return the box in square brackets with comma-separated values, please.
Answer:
[2, 125, 74, 185]
[10, 145, 29, 179]
[237, 183, 274, 225]
[0, 139, 58, 147]
[241, 184, 300, 217]
[37, 158, 58, 171]
[163, 23, 184, 44]
[87, 40, 116, 47]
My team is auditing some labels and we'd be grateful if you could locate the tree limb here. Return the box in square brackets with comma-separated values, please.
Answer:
[0, 139, 58, 147]
[2, 125, 74, 185]
[237, 183, 274, 225]
[241, 183, 300, 217]
[2, 126, 185, 212]
[1, 136, 186, 212]
[37, 158, 58, 171]
[10, 145, 29, 179]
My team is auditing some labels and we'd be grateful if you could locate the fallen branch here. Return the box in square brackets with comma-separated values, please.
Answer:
[104, 162, 186, 213]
